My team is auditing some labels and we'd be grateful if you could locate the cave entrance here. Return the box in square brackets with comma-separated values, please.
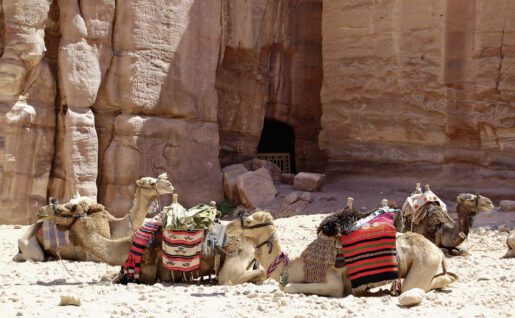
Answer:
[257, 119, 296, 173]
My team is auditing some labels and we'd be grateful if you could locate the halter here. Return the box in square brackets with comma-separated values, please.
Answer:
[239, 214, 275, 254]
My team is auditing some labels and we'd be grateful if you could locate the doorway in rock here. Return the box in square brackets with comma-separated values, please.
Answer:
[257, 119, 296, 173]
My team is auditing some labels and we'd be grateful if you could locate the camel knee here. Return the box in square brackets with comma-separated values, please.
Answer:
[399, 288, 425, 307]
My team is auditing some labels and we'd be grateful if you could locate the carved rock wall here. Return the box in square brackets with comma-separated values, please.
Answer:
[217, 0, 326, 172]
[320, 0, 515, 188]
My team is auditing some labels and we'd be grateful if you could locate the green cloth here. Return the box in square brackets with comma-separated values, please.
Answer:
[164, 203, 218, 230]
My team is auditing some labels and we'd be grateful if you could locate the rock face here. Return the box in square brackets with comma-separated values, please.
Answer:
[1, 0, 515, 223]
[320, 0, 515, 193]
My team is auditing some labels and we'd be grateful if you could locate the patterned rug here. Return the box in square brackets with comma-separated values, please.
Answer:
[162, 229, 204, 272]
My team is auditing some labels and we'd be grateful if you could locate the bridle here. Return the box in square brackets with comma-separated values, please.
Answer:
[50, 201, 86, 227]
[239, 214, 276, 254]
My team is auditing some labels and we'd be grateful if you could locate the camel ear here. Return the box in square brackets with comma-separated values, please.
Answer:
[136, 179, 144, 187]
[158, 173, 168, 180]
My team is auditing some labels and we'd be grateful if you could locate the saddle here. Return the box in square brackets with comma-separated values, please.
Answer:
[121, 202, 231, 284]
[306, 204, 400, 292]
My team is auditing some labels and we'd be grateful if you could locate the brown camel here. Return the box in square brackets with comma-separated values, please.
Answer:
[226, 211, 458, 306]
[395, 185, 494, 251]
[504, 230, 515, 258]
[34, 200, 265, 286]
[13, 174, 174, 262]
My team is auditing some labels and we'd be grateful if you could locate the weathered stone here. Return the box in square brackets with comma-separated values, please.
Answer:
[281, 173, 295, 185]
[237, 168, 277, 209]
[244, 159, 281, 184]
[499, 200, 515, 212]
[293, 172, 325, 192]
[300, 191, 313, 203]
[284, 192, 300, 205]
[222, 164, 248, 204]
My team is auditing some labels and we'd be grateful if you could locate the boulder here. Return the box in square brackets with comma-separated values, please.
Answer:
[243, 159, 281, 184]
[499, 200, 515, 212]
[284, 192, 300, 205]
[281, 173, 295, 185]
[222, 164, 249, 204]
[293, 172, 325, 192]
[237, 168, 277, 209]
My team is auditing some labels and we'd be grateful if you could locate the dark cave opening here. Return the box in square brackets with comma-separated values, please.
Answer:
[257, 119, 296, 173]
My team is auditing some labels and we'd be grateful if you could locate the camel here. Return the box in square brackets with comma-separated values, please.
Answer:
[34, 197, 265, 286]
[226, 211, 458, 306]
[395, 184, 494, 252]
[503, 230, 515, 258]
[13, 174, 174, 262]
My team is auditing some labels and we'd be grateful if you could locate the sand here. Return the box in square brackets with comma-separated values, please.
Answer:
[0, 214, 513, 318]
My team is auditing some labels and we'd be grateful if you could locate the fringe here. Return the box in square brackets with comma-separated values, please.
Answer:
[352, 279, 397, 293]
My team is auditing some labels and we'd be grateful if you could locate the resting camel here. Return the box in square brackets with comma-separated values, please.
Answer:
[35, 199, 265, 286]
[504, 230, 515, 258]
[226, 211, 458, 306]
[13, 174, 174, 262]
[395, 185, 494, 252]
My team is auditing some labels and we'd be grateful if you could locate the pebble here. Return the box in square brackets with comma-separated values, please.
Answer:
[16, 312, 23, 316]
[247, 292, 257, 298]
[257, 304, 266, 312]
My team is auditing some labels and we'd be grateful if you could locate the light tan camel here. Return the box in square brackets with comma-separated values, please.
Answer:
[226, 211, 458, 306]
[34, 199, 265, 286]
[503, 230, 515, 258]
[395, 185, 494, 252]
[13, 174, 174, 262]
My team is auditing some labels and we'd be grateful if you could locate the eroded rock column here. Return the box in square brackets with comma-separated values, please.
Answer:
[0, 0, 55, 223]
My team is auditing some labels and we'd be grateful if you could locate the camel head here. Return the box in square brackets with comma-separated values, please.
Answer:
[136, 173, 174, 197]
[35, 198, 77, 227]
[457, 193, 494, 212]
[226, 210, 276, 244]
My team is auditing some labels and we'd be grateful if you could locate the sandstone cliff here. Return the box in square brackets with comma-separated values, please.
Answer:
[320, 0, 515, 194]
[0, 0, 325, 223]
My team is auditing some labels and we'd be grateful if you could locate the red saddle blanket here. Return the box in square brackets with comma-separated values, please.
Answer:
[336, 213, 398, 291]
[162, 230, 204, 272]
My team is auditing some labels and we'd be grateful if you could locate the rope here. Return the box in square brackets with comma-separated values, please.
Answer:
[266, 252, 289, 278]
[56, 248, 85, 285]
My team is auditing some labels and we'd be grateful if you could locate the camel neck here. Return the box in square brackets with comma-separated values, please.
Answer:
[456, 204, 477, 236]
[128, 188, 156, 230]
[254, 234, 285, 282]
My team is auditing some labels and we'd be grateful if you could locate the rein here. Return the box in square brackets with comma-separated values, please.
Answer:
[266, 252, 289, 278]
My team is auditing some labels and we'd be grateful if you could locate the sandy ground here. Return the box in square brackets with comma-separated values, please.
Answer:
[0, 214, 514, 318]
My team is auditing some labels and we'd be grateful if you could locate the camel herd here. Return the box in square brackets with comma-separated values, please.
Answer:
[11, 174, 515, 307]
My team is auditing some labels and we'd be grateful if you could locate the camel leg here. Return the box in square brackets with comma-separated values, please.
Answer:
[220, 268, 265, 285]
[283, 272, 343, 297]
[430, 272, 458, 290]
[14, 224, 45, 262]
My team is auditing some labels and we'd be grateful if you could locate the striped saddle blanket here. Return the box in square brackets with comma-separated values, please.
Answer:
[38, 221, 70, 250]
[122, 221, 161, 283]
[335, 209, 398, 292]
[162, 229, 204, 272]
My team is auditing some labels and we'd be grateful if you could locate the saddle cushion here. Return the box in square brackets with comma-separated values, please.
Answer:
[39, 221, 70, 250]
[336, 212, 399, 292]
[162, 229, 203, 272]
